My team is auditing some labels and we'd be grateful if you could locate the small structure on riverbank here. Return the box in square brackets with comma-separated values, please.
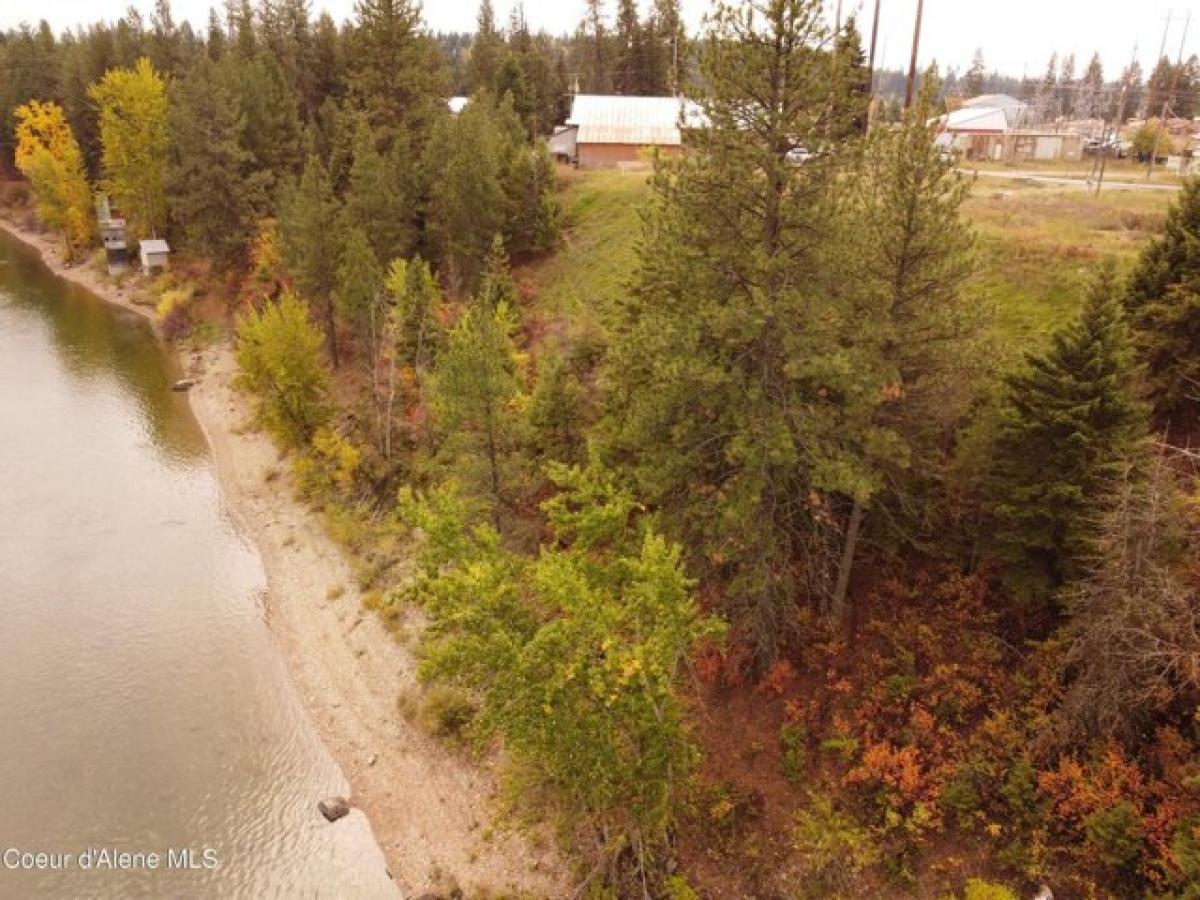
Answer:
[95, 192, 129, 273]
[139, 238, 170, 274]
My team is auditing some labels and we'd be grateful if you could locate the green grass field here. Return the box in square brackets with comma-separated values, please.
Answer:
[523, 167, 649, 322]
[963, 179, 1171, 360]
[526, 167, 1178, 367]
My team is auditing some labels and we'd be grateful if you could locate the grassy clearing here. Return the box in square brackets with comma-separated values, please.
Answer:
[521, 167, 649, 324]
[963, 179, 1172, 361]
[524, 168, 1177, 369]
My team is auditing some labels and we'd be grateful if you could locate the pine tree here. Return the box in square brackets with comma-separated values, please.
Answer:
[828, 77, 981, 618]
[334, 225, 384, 354]
[1035, 53, 1059, 123]
[651, 0, 685, 94]
[149, 0, 184, 76]
[1144, 56, 1174, 119]
[529, 350, 588, 465]
[963, 48, 987, 97]
[1116, 60, 1143, 123]
[167, 58, 257, 271]
[424, 95, 507, 293]
[430, 292, 524, 528]
[1126, 179, 1200, 420]
[223, 51, 303, 201]
[311, 12, 345, 107]
[207, 9, 228, 60]
[579, 0, 612, 93]
[477, 234, 517, 309]
[348, 0, 445, 139]
[279, 154, 344, 366]
[1058, 53, 1077, 118]
[343, 116, 413, 264]
[600, 0, 859, 665]
[614, 0, 644, 94]
[989, 263, 1146, 602]
[1076, 52, 1104, 120]
[467, 0, 504, 93]
[13, 100, 95, 260]
[838, 16, 870, 135]
[89, 57, 170, 243]
[225, 0, 256, 59]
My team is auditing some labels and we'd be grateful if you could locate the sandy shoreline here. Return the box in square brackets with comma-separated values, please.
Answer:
[0, 218, 565, 899]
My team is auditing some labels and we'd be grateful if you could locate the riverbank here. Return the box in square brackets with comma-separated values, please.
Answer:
[0, 217, 565, 898]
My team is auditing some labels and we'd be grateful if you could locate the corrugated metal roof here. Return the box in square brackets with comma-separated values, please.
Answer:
[567, 94, 704, 146]
[962, 93, 1023, 111]
[950, 95, 1027, 131]
[944, 106, 1014, 133]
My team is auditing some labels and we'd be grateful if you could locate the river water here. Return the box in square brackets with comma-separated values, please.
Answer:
[0, 231, 397, 898]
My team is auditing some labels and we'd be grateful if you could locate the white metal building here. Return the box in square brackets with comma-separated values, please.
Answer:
[565, 94, 705, 168]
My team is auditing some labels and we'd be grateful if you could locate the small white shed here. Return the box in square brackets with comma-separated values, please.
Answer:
[139, 239, 170, 273]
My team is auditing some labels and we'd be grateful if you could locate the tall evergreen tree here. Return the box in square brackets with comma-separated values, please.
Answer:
[423, 95, 520, 292]
[614, 0, 645, 94]
[224, 51, 303, 202]
[1076, 52, 1104, 120]
[1144, 56, 1174, 118]
[652, 0, 685, 94]
[989, 263, 1145, 603]
[1116, 60, 1144, 123]
[426, 89, 558, 268]
[828, 78, 981, 617]
[311, 12, 345, 106]
[430, 292, 524, 528]
[279, 154, 343, 366]
[1035, 53, 1059, 123]
[207, 9, 229, 60]
[601, 0, 860, 665]
[963, 48, 986, 97]
[167, 58, 257, 271]
[579, 0, 612, 93]
[1126, 179, 1200, 420]
[343, 116, 413, 264]
[1057, 52, 1077, 118]
[467, 0, 504, 93]
[348, 0, 444, 139]
[334, 225, 384, 355]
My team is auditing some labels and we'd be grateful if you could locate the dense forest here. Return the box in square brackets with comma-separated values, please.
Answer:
[3, 0, 1200, 897]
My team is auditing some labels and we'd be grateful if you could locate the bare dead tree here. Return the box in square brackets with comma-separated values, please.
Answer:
[1049, 454, 1200, 747]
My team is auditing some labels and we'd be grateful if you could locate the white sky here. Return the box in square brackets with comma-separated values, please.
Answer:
[3, 0, 1195, 81]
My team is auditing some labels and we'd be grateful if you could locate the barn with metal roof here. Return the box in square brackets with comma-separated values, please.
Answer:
[564, 94, 705, 169]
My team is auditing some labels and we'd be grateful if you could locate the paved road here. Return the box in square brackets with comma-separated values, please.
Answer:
[962, 168, 1182, 193]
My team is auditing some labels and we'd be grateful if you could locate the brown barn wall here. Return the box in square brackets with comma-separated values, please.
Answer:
[577, 143, 681, 169]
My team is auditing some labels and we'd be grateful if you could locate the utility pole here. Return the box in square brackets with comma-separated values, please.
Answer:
[1094, 43, 1138, 196]
[867, 0, 882, 91]
[1148, 9, 1189, 182]
[904, 0, 925, 109]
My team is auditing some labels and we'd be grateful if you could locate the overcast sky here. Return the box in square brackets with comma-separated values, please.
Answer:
[2, 0, 1194, 81]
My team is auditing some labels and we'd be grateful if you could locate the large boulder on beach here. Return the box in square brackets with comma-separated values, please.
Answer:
[318, 796, 350, 822]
